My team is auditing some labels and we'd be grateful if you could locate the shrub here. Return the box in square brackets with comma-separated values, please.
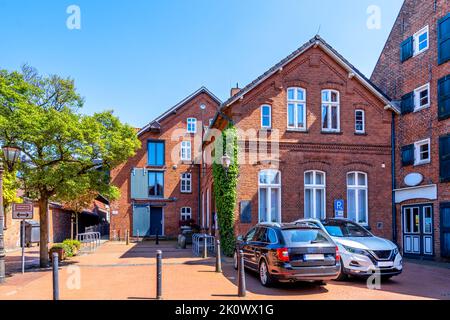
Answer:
[51, 242, 73, 257]
[63, 239, 81, 250]
[62, 239, 81, 256]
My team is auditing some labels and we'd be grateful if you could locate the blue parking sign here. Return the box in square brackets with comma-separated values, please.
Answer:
[334, 199, 344, 218]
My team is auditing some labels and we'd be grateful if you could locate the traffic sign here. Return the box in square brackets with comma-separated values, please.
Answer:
[334, 199, 344, 218]
[12, 203, 34, 220]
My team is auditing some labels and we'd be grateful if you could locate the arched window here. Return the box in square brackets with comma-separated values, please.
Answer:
[258, 170, 281, 223]
[321, 90, 340, 132]
[287, 87, 306, 130]
[347, 172, 368, 225]
[304, 171, 326, 219]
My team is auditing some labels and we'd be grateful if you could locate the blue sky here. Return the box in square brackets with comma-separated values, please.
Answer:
[0, 0, 403, 128]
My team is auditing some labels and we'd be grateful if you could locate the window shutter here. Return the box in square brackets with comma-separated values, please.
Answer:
[440, 135, 450, 182]
[401, 91, 415, 114]
[130, 168, 148, 199]
[438, 13, 450, 65]
[401, 144, 415, 166]
[401, 36, 414, 62]
[438, 75, 450, 120]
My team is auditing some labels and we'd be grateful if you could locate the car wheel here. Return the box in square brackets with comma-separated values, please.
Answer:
[259, 260, 274, 287]
[233, 251, 238, 270]
[334, 262, 348, 281]
[381, 275, 393, 281]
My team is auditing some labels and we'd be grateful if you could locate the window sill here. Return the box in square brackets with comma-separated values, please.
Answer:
[146, 166, 166, 171]
[414, 161, 431, 167]
[286, 128, 308, 133]
[414, 105, 430, 113]
[180, 191, 193, 194]
[354, 132, 367, 136]
[321, 130, 342, 135]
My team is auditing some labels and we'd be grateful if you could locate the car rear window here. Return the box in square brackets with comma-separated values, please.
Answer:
[281, 229, 330, 246]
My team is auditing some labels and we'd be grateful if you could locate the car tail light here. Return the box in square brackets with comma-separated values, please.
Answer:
[276, 248, 290, 262]
[335, 246, 341, 262]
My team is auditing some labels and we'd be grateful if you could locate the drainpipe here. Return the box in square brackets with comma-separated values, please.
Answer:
[391, 112, 397, 244]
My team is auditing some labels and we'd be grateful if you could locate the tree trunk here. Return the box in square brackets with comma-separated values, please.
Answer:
[76, 213, 79, 238]
[70, 214, 74, 240]
[38, 197, 49, 267]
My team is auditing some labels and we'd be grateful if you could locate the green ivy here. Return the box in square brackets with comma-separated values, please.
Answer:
[212, 124, 239, 256]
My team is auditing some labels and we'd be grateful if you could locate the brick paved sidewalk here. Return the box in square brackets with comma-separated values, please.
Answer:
[0, 241, 449, 300]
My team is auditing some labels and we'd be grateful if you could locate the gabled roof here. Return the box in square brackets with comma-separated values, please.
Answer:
[138, 86, 222, 136]
[217, 35, 399, 121]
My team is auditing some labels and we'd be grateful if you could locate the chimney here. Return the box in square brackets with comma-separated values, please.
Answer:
[230, 83, 241, 97]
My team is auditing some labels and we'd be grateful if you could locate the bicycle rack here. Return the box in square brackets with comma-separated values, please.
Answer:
[192, 233, 215, 256]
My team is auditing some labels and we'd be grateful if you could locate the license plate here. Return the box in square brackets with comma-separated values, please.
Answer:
[377, 261, 393, 267]
[304, 254, 324, 261]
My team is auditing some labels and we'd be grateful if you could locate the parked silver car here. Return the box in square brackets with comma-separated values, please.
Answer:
[295, 218, 403, 280]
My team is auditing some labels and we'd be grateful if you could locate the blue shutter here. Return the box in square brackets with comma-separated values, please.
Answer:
[439, 135, 450, 182]
[401, 144, 415, 166]
[130, 168, 148, 199]
[438, 75, 450, 120]
[401, 92, 415, 114]
[438, 13, 450, 65]
[401, 36, 414, 62]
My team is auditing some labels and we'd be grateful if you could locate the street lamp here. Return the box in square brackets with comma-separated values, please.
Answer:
[0, 144, 21, 283]
[221, 154, 231, 175]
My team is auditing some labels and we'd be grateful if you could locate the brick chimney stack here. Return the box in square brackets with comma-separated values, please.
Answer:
[230, 83, 241, 97]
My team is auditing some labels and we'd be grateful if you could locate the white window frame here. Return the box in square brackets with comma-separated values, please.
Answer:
[321, 90, 340, 132]
[355, 109, 365, 134]
[180, 207, 192, 221]
[414, 138, 431, 165]
[347, 171, 369, 226]
[286, 87, 307, 131]
[187, 118, 197, 133]
[180, 141, 191, 161]
[414, 83, 430, 111]
[258, 170, 281, 223]
[260, 105, 272, 129]
[180, 173, 192, 193]
[413, 25, 429, 56]
[304, 170, 326, 219]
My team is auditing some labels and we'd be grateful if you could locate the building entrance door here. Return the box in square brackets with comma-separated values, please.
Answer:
[402, 204, 433, 257]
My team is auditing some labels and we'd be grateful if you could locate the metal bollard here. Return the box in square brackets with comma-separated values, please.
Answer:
[52, 252, 60, 300]
[237, 250, 246, 297]
[202, 236, 208, 258]
[215, 240, 222, 273]
[126, 229, 129, 245]
[156, 250, 162, 300]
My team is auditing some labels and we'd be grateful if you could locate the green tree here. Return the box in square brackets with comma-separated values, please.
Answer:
[0, 66, 140, 266]
[212, 124, 239, 256]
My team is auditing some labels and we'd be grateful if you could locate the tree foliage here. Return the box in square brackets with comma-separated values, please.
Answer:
[212, 124, 239, 256]
[0, 66, 140, 266]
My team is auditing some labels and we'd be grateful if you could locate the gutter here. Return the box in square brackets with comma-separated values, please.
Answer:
[391, 112, 397, 244]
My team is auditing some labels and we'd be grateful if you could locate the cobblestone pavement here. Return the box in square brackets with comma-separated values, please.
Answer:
[1, 241, 449, 300]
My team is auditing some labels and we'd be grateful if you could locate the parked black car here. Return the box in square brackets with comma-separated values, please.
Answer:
[234, 222, 341, 286]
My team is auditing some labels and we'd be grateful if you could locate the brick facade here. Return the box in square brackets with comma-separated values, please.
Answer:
[110, 89, 220, 239]
[208, 38, 395, 239]
[371, 0, 450, 259]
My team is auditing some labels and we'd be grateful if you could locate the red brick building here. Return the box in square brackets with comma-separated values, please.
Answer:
[371, 0, 450, 260]
[208, 36, 398, 239]
[109, 87, 220, 239]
